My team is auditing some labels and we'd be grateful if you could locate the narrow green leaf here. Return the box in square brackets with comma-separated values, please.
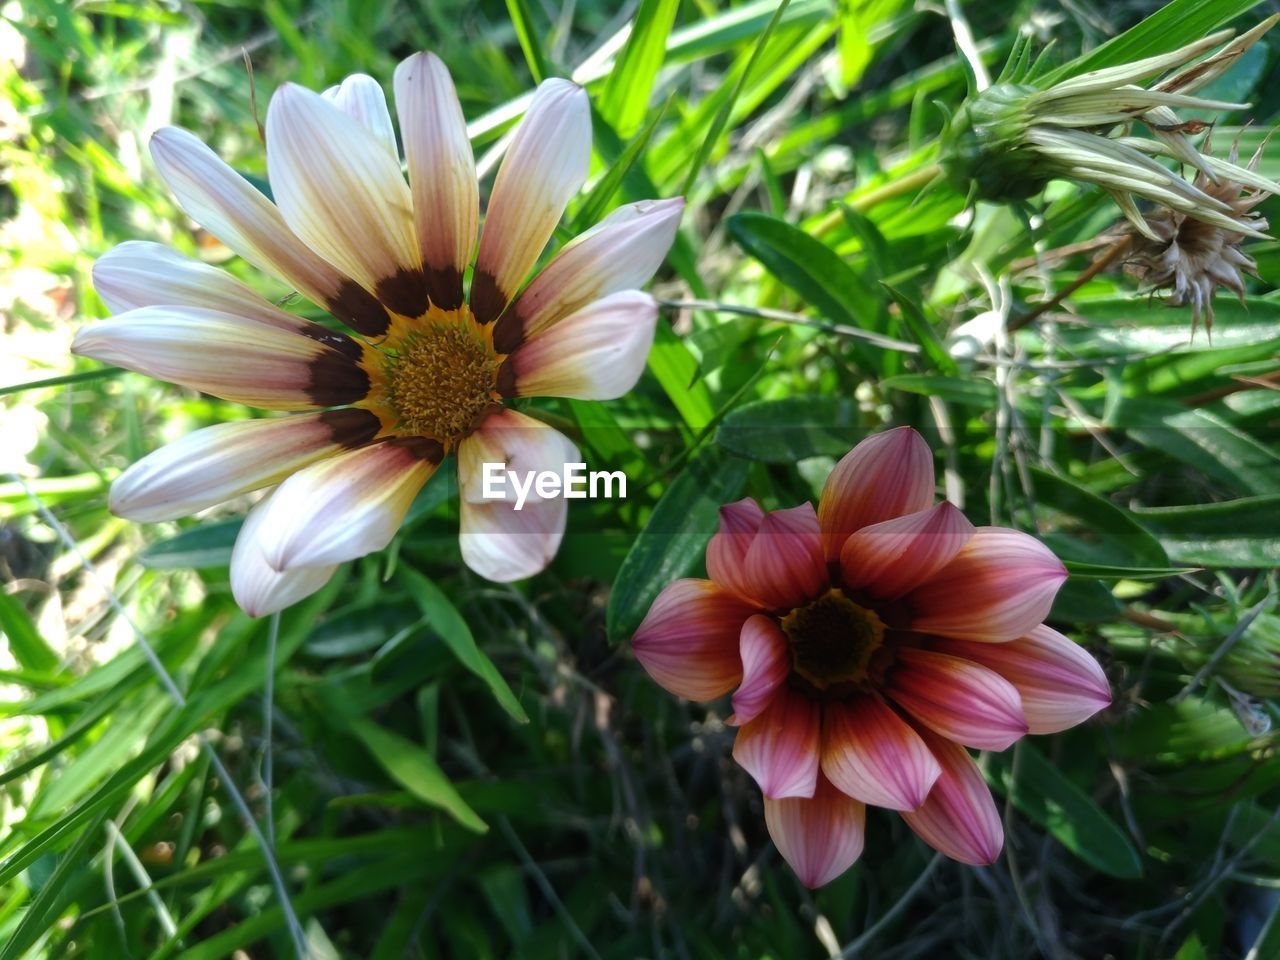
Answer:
[648, 323, 718, 429]
[137, 517, 242, 569]
[716, 396, 867, 463]
[881, 282, 958, 376]
[505, 0, 551, 83]
[0, 591, 58, 672]
[397, 567, 529, 724]
[878, 373, 997, 405]
[1133, 495, 1280, 568]
[986, 742, 1143, 879]
[1027, 467, 1170, 570]
[607, 445, 749, 642]
[350, 718, 486, 833]
[599, 0, 680, 137]
[575, 98, 671, 231]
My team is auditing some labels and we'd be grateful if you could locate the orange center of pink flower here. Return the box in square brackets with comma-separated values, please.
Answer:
[780, 587, 885, 690]
[380, 311, 504, 443]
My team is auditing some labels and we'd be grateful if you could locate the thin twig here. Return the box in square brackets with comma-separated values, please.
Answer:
[837, 854, 944, 958]
[262, 610, 281, 851]
[8, 473, 313, 960]
[1008, 236, 1133, 332]
[658, 298, 923, 352]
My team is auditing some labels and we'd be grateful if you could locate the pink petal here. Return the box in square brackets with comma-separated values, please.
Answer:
[821, 695, 941, 811]
[512, 197, 684, 341]
[705, 497, 765, 602]
[393, 52, 477, 310]
[731, 615, 790, 725]
[741, 503, 827, 610]
[931, 626, 1111, 734]
[885, 648, 1028, 752]
[472, 79, 590, 323]
[900, 727, 1003, 866]
[733, 686, 821, 800]
[512, 291, 658, 400]
[764, 773, 866, 888]
[256, 440, 438, 570]
[818, 427, 935, 561]
[230, 493, 337, 618]
[109, 409, 380, 522]
[907, 528, 1069, 642]
[840, 501, 975, 600]
[632, 579, 756, 701]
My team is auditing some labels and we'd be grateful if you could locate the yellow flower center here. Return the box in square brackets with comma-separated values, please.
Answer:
[781, 587, 885, 690]
[380, 311, 503, 443]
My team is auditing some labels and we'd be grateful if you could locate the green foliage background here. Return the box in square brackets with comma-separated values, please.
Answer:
[3, 0, 1280, 957]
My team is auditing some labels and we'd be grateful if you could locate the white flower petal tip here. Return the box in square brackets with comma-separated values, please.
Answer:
[231, 496, 336, 618]
[265, 82, 425, 316]
[513, 290, 658, 401]
[472, 78, 592, 323]
[513, 196, 685, 340]
[321, 74, 397, 156]
[254, 440, 438, 572]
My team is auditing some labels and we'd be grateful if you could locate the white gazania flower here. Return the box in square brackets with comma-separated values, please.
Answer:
[73, 53, 684, 616]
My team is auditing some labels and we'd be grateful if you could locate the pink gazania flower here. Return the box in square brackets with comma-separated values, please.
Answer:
[71, 55, 682, 616]
[632, 428, 1111, 887]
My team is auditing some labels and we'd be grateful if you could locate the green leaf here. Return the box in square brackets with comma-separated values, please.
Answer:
[575, 99, 670, 231]
[397, 567, 529, 724]
[505, 0, 551, 84]
[607, 445, 749, 642]
[350, 718, 486, 833]
[648, 323, 718, 429]
[881, 282, 958, 376]
[1063, 561, 1195, 580]
[599, 0, 680, 137]
[0, 592, 58, 673]
[1133, 495, 1280, 568]
[1026, 467, 1170, 570]
[878, 373, 997, 405]
[716, 396, 867, 463]
[137, 517, 242, 569]
[986, 742, 1143, 879]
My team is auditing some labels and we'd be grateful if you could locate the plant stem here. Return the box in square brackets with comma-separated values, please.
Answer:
[1008, 235, 1132, 331]
[812, 162, 943, 237]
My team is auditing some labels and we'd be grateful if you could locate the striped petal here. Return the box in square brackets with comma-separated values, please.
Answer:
[821, 695, 941, 811]
[706, 497, 766, 602]
[93, 241, 306, 334]
[632, 579, 756, 701]
[110, 409, 381, 522]
[733, 686, 821, 800]
[149, 126, 391, 337]
[841, 501, 976, 601]
[321, 74, 397, 156]
[512, 291, 657, 401]
[266, 83, 427, 318]
[741, 503, 827, 610]
[886, 648, 1028, 752]
[230, 493, 337, 618]
[254, 439, 439, 571]
[818, 427, 935, 561]
[907, 528, 1068, 642]
[731, 615, 790, 725]
[70, 306, 370, 410]
[931, 626, 1111, 734]
[900, 728, 1003, 866]
[508, 197, 684, 344]
[471, 79, 590, 323]
[764, 774, 866, 889]
[394, 51, 478, 311]
[456, 409, 579, 582]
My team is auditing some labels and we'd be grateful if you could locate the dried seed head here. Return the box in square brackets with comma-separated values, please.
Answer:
[1115, 134, 1272, 335]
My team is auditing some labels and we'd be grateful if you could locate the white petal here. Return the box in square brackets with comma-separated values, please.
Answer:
[513, 290, 657, 400]
[231, 493, 336, 617]
[109, 410, 381, 522]
[265, 83, 425, 317]
[455, 407, 581, 505]
[394, 51, 478, 310]
[321, 74, 397, 157]
[514, 197, 683, 339]
[149, 126, 391, 338]
[70, 306, 369, 410]
[255, 440, 437, 570]
[471, 79, 591, 323]
[93, 241, 305, 333]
